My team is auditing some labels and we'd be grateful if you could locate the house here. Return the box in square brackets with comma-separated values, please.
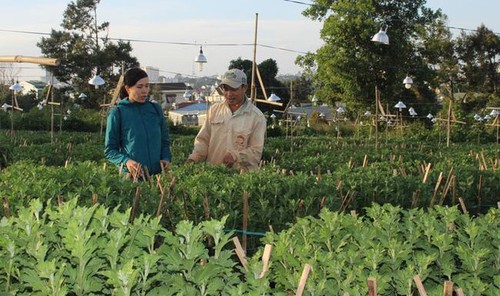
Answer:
[168, 101, 208, 126]
[150, 82, 193, 109]
[19, 80, 46, 99]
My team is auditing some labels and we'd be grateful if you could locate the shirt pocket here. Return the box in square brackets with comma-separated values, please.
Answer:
[233, 128, 251, 150]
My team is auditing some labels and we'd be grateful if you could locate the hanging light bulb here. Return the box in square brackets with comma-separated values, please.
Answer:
[88, 74, 105, 89]
[194, 46, 208, 72]
[371, 26, 389, 45]
[403, 75, 413, 89]
[268, 93, 281, 102]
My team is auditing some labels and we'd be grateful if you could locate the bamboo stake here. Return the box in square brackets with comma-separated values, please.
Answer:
[92, 193, 98, 205]
[232, 237, 248, 271]
[2, 197, 10, 218]
[422, 163, 432, 184]
[413, 275, 428, 296]
[477, 174, 483, 210]
[439, 175, 455, 206]
[439, 169, 455, 206]
[430, 172, 444, 207]
[242, 191, 249, 253]
[295, 263, 312, 296]
[203, 192, 210, 219]
[57, 194, 64, 206]
[155, 175, 166, 217]
[443, 281, 453, 296]
[129, 187, 141, 223]
[362, 154, 368, 167]
[411, 190, 421, 208]
[458, 197, 468, 214]
[367, 277, 377, 296]
[258, 244, 273, 279]
[480, 151, 488, 170]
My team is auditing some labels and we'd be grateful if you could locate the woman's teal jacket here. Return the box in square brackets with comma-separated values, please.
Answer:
[104, 98, 171, 175]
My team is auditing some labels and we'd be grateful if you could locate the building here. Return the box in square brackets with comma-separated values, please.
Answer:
[150, 82, 193, 110]
[19, 80, 46, 98]
[168, 101, 208, 126]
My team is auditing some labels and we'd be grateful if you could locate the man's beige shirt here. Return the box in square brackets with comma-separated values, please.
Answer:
[188, 99, 266, 170]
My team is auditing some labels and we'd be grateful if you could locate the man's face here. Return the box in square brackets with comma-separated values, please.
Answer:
[222, 84, 247, 108]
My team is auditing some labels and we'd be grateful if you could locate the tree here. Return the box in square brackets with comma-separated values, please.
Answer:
[455, 25, 500, 96]
[228, 57, 287, 101]
[37, 0, 138, 109]
[298, 0, 446, 115]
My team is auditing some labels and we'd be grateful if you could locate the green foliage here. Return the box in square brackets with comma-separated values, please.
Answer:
[37, 0, 138, 109]
[261, 205, 500, 295]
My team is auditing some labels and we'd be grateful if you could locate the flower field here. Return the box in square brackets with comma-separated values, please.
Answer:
[0, 130, 498, 295]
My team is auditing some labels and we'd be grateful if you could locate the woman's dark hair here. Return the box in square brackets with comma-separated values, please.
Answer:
[119, 68, 148, 98]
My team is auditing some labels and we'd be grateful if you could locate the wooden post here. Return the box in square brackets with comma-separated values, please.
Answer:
[430, 172, 444, 207]
[422, 163, 432, 183]
[367, 277, 377, 296]
[413, 275, 428, 296]
[455, 288, 465, 296]
[232, 237, 248, 271]
[250, 13, 258, 103]
[295, 263, 312, 296]
[258, 244, 273, 279]
[443, 281, 453, 296]
[458, 197, 468, 214]
[155, 175, 166, 217]
[242, 191, 249, 253]
[2, 197, 10, 218]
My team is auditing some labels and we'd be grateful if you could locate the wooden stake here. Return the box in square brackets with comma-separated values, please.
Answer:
[422, 163, 432, 184]
[155, 175, 166, 217]
[203, 192, 210, 219]
[295, 263, 312, 296]
[232, 237, 248, 271]
[430, 172, 444, 207]
[129, 187, 141, 223]
[458, 197, 468, 214]
[439, 168, 455, 206]
[363, 154, 368, 167]
[443, 281, 453, 296]
[367, 277, 377, 296]
[413, 275, 428, 296]
[242, 191, 249, 253]
[454, 288, 465, 296]
[2, 197, 10, 218]
[411, 190, 421, 208]
[480, 151, 488, 170]
[258, 244, 273, 279]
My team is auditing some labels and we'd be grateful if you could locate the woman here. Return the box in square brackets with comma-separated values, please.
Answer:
[105, 67, 171, 178]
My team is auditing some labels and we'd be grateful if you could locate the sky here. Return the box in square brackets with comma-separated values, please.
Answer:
[1, 0, 500, 82]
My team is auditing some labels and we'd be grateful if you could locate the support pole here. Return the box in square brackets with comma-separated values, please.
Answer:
[250, 13, 258, 103]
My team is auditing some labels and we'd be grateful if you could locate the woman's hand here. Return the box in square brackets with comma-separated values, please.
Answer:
[126, 159, 142, 176]
[160, 160, 170, 172]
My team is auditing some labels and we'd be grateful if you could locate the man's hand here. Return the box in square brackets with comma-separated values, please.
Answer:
[223, 152, 235, 167]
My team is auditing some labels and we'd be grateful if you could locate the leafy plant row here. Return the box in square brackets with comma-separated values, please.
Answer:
[0, 199, 498, 295]
[1, 161, 498, 235]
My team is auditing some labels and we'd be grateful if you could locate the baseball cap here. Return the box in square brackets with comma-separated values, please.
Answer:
[220, 69, 247, 88]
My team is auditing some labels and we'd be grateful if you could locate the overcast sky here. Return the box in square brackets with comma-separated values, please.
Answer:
[1, 0, 499, 81]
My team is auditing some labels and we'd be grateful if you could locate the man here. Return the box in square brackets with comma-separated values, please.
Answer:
[187, 68, 266, 171]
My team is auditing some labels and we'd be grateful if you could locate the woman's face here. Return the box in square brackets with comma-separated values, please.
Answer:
[126, 77, 150, 103]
